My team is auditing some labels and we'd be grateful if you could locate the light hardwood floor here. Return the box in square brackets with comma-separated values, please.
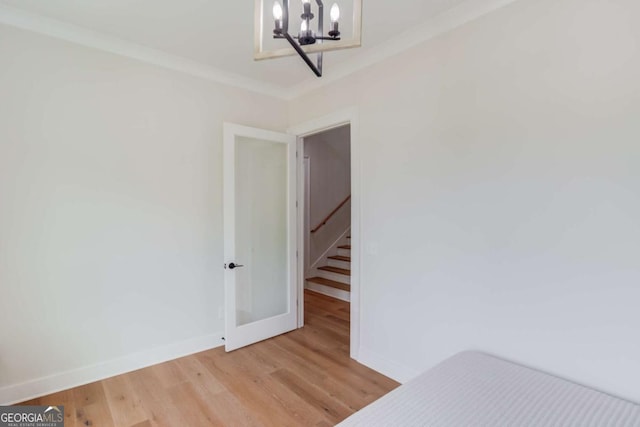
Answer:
[21, 290, 399, 426]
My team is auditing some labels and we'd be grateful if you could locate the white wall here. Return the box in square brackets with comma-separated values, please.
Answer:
[290, 0, 640, 403]
[0, 24, 287, 403]
[304, 125, 351, 264]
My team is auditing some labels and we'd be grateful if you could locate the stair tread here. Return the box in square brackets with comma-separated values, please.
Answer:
[338, 245, 351, 250]
[318, 265, 351, 275]
[328, 255, 351, 262]
[306, 277, 350, 292]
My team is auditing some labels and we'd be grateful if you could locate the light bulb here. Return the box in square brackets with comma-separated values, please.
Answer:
[330, 3, 340, 22]
[301, 20, 308, 32]
[272, 1, 283, 20]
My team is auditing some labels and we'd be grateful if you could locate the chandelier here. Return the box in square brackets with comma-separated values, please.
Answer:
[271, 0, 342, 77]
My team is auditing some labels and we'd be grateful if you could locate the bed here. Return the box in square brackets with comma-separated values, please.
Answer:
[337, 351, 640, 426]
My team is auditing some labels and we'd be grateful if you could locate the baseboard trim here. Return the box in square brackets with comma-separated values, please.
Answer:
[356, 346, 420, 384]
[0, 332, 224, 405]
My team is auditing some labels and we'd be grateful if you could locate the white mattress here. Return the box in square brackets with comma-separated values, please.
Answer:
[338, 351, 640, 427]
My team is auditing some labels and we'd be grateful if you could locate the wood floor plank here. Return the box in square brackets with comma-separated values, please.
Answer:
[73, 381, 106, 407]
[252, 340, 373, 411]
[19, 291, 399, 426]
[174, 355, 226, 396]
[29, 389, 76, 427]
[273, 334, 395, 398]
[126, 367, 166, 403]
[149, 361, 187, 390]
[102, 374, 148, 427]
[271, 368, 352, 424]
[76, 402, 116, 427]
[73, 382, 116, 427]
[250, 368, 329, 426]
[124, 369, 171, 426]
[305, 312, 350, 338]
[198, 350, 302, 427]
[199, 390, 261, 427]
[164, 382, 225, 427]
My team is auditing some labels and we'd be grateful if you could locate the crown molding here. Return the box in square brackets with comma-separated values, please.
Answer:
[0, 4, 288, 100]
[1, 0, 522, 102]
[285, 0, 522, 100]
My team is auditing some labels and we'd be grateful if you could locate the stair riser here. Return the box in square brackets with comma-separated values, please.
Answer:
[328, 258, 351, 269]
[317, 269, 351, 284]
[305, 282, 350, 302]
[337, 248, 351, 257]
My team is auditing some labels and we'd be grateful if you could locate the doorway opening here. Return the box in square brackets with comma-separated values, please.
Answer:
[291, 108, 360, 359]
[301, 125, 352, 305]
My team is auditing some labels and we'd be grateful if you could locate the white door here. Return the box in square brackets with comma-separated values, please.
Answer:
[223, 123, 297, 351]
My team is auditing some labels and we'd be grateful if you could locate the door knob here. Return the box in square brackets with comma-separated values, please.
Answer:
[227, 262, 244, 270]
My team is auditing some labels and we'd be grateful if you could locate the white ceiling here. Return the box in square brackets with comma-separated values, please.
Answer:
[0, 0, 473, 90]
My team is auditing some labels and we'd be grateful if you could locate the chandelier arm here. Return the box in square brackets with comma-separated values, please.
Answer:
[316, 0, 324, 41]
[316, 0, 324, 74]
[282, 0, 290, 34]
[283, 33, 322, 77]
[317, 51, 323, 77]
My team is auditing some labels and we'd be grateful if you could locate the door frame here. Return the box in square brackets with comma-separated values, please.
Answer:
[303, 156, 311, 277]
[288, 107, 361, 360]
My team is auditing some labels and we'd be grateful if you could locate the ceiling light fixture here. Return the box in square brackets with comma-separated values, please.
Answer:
[271, 0, 342, 77]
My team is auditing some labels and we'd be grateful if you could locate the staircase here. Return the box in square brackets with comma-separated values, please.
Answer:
[305, 236, 351, 301]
